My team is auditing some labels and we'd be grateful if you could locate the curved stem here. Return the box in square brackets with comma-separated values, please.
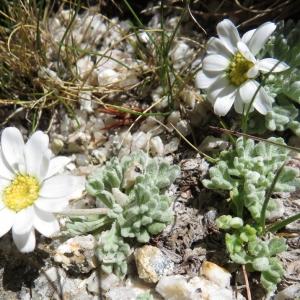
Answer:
[57, 208, 110, 216]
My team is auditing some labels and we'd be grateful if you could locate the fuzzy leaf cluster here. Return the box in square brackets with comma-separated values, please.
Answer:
[217, 216, 287, 291]
[85, 157, 123, 208]
[203, 137, 300, 221]
[77, 151, 179, 277]
[265, 20, 300, 68]
[96, 222, 130, 279]
[120, 183, 174, 243]
[248, 90, 300, 138]
[120, 151, 180, 189]
[62, 214, 111, 237]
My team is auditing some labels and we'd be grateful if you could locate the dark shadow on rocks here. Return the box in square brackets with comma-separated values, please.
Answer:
[0, 233, 49, 293]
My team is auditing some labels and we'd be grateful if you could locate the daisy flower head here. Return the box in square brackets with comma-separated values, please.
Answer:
[195, 19, 289, 116]
[0, 127, 79, 253]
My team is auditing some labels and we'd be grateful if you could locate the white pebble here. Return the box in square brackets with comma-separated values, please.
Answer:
[76, 154, 89, 166]
[105, 287, 136, 300]
[274, 283, 300, 300]
[98, 69, 119, 86]
[118, 147, 131, 160]
[140, 117, 157, 133]
[155, 275, 195, 300]
[76, 57, 94, 80]
[199, 161, 209, 172]
[91, 148, 107, 165]
[86, 268, 120, 294]
[167, 111, 181, 129]
[175, 120, 192, 137]
[199, 261, 231, 288]
[156, 275, 243, 300]
[164, 138, 180, 154]
[135, 245, 174, 283]
[112, 188, 130, 206]
[60, 113, 70, 135]
[122, 162, 143, 189]
[266, 198, 285, 222]
[138, 31, 150, 43]
[150, 136, 164, 157]
[54, 235, 98, 273]
[169, 42, 193, 70]
[180, 89, 195, 108]
[38, 67, 62, 82]
[131, 131, 148, 152]
[78, 92, 93, 113]
[198, 136, 229, 152]
[81, 15, 107, 42]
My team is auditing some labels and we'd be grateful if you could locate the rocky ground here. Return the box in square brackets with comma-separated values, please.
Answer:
[0, 1, 300, 299]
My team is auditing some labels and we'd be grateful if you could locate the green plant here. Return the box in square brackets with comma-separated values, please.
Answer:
[203, 136, 300, 290]
[64, 150, 180, 278]
[248, 19, 300, 136]
[203, 136, 300, 220]
[217, 216, 287, 291]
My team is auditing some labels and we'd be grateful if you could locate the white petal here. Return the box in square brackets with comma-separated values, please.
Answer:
[253, 86, 272, 115]
[239, 80, 261, 103]
[207, 74, 231, 105]
[217, 19, 240, 55]
[234, 90, 253, 114]
[248, 22, 276, 55]
[237, 42, 256, 63]
[247, 62, 260, 78]
[259, 58, 290, 73]
[242, 29, 256, 45]
[0, 149, 14, 180]
[25, 131, 49, 178]
[38, 149, 52, 182]
[0, 178, 10, 191]
[12, 227, 36, 252]
[39, 175, 78, 198]
[45, 156, 71, 180]
[34, 197, 69, 212]
[233, 91, 245, 114]
[0, 207, 16, 237]
[33, 206, 59, 237]
[12, 206, 34, 235]
[213, 85, 237, 116]
[67, 176, 85, 200]
[195, 70, 221, 89]
[206, 37, 232, 59]
[1, 127, 25, 173]
[202, 54, 230, 72]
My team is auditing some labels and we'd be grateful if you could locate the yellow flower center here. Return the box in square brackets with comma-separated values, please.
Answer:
[3, 174, 40, 212]
[227, 53, 254, 86]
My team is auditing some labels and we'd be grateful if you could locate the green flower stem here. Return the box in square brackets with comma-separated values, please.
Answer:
[260, 163, 286, 234]
[58, 208, 110, 216]
[242, 84, 262, 135]
[220, 121, 236, 145]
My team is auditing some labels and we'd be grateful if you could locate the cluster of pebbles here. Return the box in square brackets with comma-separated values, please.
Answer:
[16, 4, 245, 300]
[41, 3, 217, 169]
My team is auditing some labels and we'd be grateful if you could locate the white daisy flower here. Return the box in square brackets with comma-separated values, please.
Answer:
[195, 19, 289, 116]
[0, 127, 79, 253]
